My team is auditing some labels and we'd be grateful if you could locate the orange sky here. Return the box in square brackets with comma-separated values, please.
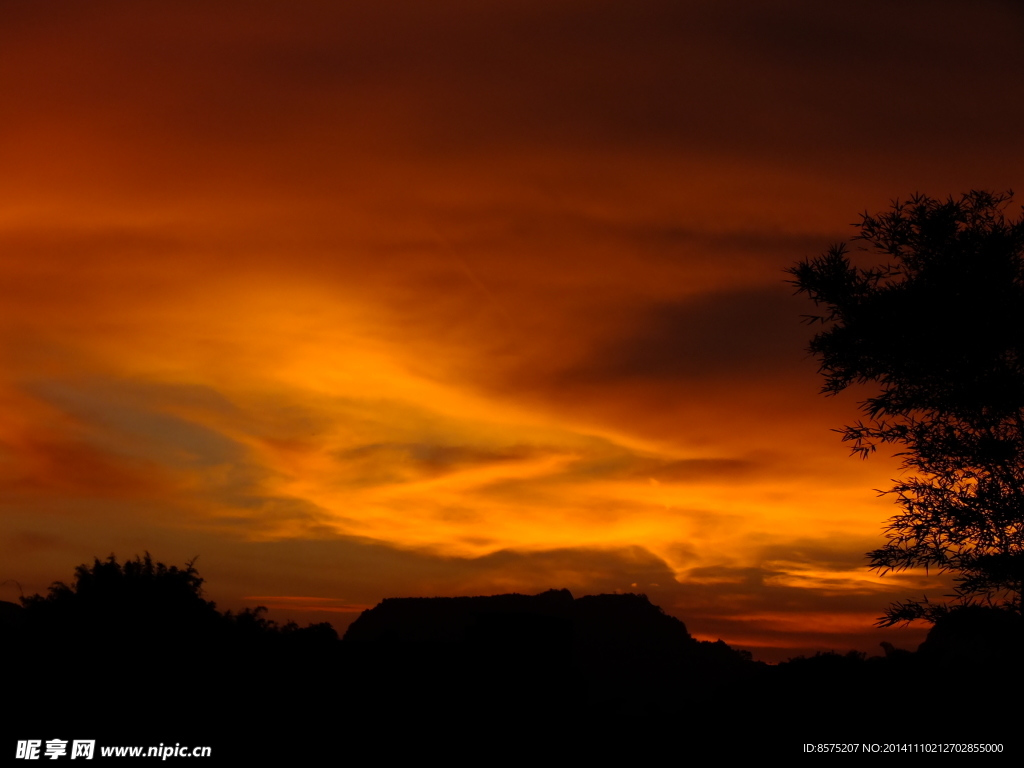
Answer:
[2, 0, 1022, 661]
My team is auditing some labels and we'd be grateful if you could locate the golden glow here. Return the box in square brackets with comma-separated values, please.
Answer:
[2, 1, 1009, 661]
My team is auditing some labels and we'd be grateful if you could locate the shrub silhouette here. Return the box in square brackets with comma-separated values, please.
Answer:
[916, 603, 1023, 672]
[20, 552, 338, 642]
[21, 553, 221, 652]
[11, 553, 343, 748]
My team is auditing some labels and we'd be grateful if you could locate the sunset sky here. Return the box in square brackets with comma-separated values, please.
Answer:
[3, 0, 1022, 662]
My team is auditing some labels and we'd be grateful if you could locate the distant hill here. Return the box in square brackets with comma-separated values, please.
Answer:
[345, 588, 745, 660]
[343, 588, 755, 723]
[345, 588, 751, 660]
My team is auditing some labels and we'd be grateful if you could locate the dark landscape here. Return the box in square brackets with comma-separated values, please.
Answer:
[4, 554, 1021, 758]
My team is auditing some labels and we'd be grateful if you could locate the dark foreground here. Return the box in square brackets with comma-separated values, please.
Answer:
[4, 564, 1021, 760]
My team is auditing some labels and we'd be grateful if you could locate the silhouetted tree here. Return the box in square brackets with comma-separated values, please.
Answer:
[20, 552, 221, 642]
[12, 554, 344, 755]
[19, 553, 338, 652]
[788, 191, 1024, 624]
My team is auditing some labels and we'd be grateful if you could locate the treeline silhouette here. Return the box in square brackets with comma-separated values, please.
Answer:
[4, 555, 1021, 756]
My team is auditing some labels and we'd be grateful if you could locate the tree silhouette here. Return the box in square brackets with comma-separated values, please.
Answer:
[787, 191, 1024, 624]
[20, 552, 221, 641]
[11, 554, 342, 755]
[20, 553, 338, 651]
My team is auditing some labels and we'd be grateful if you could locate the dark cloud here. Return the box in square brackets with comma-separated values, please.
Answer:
[565, 285, 812, 384]
[629, 225, 846, 261]
[662, 562, 944, 661]
[29, 381, 246, 470]
[6, 0, 1023, 178]
[544, 446, 771, 486]
[210, 496, 339, 537]
[467, 545, 677, 595]
[0, 436, 170, 499]
[757, 536, 886, 573]
[332, 442, 543, 487]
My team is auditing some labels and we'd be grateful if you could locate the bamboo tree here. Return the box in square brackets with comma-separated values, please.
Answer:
[788, 191, 1024, 624]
